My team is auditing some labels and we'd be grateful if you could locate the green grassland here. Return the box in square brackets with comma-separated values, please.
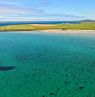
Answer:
[0, 23, 95, 31]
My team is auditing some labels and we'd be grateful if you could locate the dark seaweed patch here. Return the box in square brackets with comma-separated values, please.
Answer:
[57, 88, 60, 91]
[64, 81, 70, 84]
[49, 92, 54, 95]
[42, 95, 45, 97]
[79, 86, 84, 90]
[0, 66, 15, 71]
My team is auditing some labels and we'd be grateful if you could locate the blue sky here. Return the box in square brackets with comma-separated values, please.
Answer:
[0, 0, 95, 21]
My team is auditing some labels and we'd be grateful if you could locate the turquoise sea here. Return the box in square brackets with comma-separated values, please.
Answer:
[0, 32, 95, 97]
[0, 21, 80, 26]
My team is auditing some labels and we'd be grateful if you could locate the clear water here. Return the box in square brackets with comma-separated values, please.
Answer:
[0, 21, 79, 26]
[0, 21, 64, 26]
[0, 32, 95, 97]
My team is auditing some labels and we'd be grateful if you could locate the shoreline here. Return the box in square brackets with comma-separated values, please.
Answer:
[0, 23, 95, 33]
[0, 29, 95, 33]
[37, 29, 95, 34]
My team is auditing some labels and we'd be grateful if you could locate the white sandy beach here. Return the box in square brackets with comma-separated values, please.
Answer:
[38, 29, 95, 34]
[7, 29, 95, 36]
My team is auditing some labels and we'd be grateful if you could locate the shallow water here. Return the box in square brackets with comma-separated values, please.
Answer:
[0, 32, 95, 97]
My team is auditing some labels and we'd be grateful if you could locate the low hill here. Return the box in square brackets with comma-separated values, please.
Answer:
[80, 19, 95, 23]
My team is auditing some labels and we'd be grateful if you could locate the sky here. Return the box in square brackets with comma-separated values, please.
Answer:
[0, 0, 95, 21]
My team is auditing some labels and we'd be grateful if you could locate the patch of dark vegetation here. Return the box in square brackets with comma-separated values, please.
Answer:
[79, 86, 84, 90]
[57, 88, 60, 91]
[0, 66, 15, 71]
[64, 81, 68, 84]
[64, 81, 70, 84]
[42, 87, 60, 97]
[61, 28, 66, 30]
[42, 95, 45, 97]
[49, 92, 54, 95]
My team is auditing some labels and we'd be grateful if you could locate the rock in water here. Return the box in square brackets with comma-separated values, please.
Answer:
[0, 66, 15, 71]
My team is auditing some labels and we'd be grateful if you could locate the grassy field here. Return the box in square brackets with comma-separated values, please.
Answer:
[0, 23, 95, 31]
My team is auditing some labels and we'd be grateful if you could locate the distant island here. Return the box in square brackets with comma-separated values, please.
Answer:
[0, 19, 95, 31]
[80, 19, 95, 23]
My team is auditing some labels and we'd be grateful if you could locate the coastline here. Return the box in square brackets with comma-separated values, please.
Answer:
[38, 29, 95, 34]
[0, 29, 95, 34]
[0, 23, 95, 34]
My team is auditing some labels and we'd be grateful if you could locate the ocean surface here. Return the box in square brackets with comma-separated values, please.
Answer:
[0, 21, 80, 26]
[0, 31, 95, 97]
